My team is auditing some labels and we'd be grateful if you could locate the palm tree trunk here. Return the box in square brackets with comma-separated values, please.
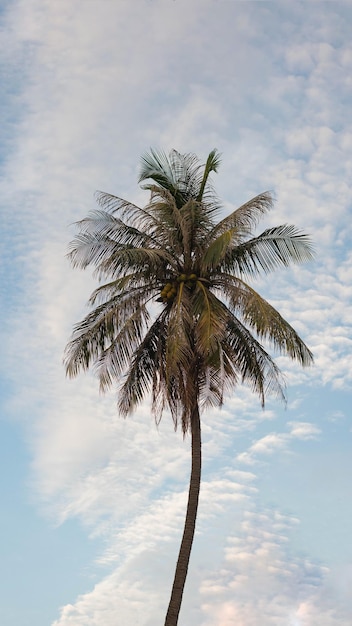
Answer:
[164, 404, 202, 626]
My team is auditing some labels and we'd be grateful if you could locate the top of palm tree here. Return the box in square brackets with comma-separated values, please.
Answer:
[65, 149, 314, 433]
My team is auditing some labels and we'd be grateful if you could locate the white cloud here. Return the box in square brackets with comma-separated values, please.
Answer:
[236, 421, 321, 465]
[200, 508, 349, 626]
[288, 422, 321, 440]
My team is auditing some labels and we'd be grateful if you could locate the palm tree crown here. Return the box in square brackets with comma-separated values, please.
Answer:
[65, 148, 313, 430]
[64, 149, 314, 626]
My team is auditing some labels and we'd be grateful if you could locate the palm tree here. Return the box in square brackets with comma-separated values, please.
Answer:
[64, 149, 314, 626]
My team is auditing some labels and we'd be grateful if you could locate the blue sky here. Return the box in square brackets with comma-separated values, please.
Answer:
[0, 1, 351, 625]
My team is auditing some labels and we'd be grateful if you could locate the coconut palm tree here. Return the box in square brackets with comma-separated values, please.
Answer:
[64, 149, 314, 626]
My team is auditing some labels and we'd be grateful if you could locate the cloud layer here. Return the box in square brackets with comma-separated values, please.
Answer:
[1, 0, 351, 624]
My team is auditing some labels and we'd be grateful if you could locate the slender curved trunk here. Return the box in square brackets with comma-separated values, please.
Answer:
[164, 404, 202, 626]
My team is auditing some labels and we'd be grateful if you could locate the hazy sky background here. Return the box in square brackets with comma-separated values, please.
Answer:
[1, 1, 351, 625]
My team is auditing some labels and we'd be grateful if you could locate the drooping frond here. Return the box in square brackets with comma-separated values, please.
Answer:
[165, 284, 193, 380]
[224, 315, 287, 406]
[198, 365, 225, 410]
[193, 282, 229, 355]
[64, 290, 150, 378]
[218, 276, 314, 366]
[94, 304, 150, 392]
[118, 312, 168, 417]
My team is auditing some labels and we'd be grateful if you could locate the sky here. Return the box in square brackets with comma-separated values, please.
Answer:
[0, 0, 351, 625]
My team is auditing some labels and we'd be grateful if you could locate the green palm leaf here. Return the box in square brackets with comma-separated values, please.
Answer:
[95, 191, 159, 233]
[207, 191, 273, 241]
[224, 315, 286, 405]
[222, 224, 315, 277]
[196, 148, 221, 202]
[215, 275, 314, 366]
[118, 313, 168, 418]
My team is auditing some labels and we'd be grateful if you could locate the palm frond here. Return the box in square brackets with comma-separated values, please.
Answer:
[165, 284, 193, 380]
[198, 344, 226, 409]
[218, 277, 314, 366]
[88, 273, 150, 305]
[139, 148, 178, 191]
[139, 149, 211, 209]
[200, 228, 234, 272]
[144, 185, 190, 257]
[180, 198, 218, 259]
[69, 238, 173, 280]
[118, 312, 168, 417]
[206, 192, 273, 243]
[94, 305, 150, 392]
[169, 149, 204, 201]
[197, 149, 221, 202]
[193, 283, 228, 355]
[95, 191, 161, 234]
[64, 290, 151, 378]
[224, 315, 286, 406]
[221, 224, 315, 277]
[69, 211, 158, 254]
